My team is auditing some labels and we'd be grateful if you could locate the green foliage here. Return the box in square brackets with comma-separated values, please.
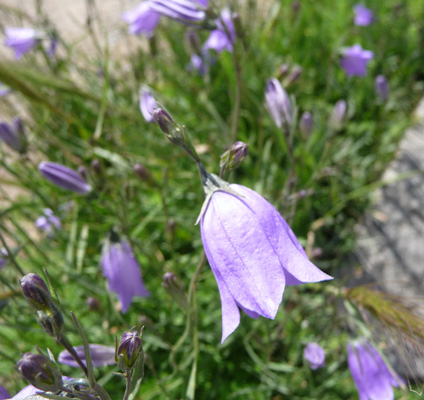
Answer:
[0, 0, 423, 398]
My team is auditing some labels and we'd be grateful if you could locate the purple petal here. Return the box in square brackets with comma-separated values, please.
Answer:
[38, 161, 92, 194]
[5, 27, 39, 59]
[58, 344, 116, 368]
[139, 89, 157, 122]
[265, 78, 292, 127]
[0, 121, 20, 151]
[340, 44, 374, 77]
[354, 4, 374, 26]
[304, 342, 325, 370]
[122, 2, 161, 36]
[149, 0, 206, 23]
[0, 385, 10, 400]
[101, 241, 149, 313]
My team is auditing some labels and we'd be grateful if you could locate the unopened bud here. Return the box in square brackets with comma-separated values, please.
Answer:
[153, 108, 185, 146]
[133, 163, 152, 182]
[300, 112, 313, 137]
[86, 296, 101, 311]
[91, 159, 102, 175]
[162, 272, 189, 311]
[330, 100, 347, 130]
[20, 273, 64, 339]
[285, 66, 302, 85]
[117, 329, 144, 371]
[77, 166, 87, 180]
[17, 352, 63, 392]
[220, 141, 249, 170]
[278, 64, 289, 79]
[185, 30, 201, 54]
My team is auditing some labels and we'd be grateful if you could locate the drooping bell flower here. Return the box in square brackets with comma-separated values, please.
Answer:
[38, 161, 92, 194]
[299, 111, 313, 136]
[149, 0, 207, 25]
[375, 75, 389, 101]
[340, 44, 374, 77]
[122, 1, 161, 36]
[101, 239, 149, 313]
[330, 100, 347, 130]
[58, 344, 116, 368]
[4, 27, 40, 59]
[35, 208, 61, 236]
[353, 4, 374, 26]
[265, 78, 292, 128]
[304, 342, 325, 370]
[199, 173, 333, 342]
[203, 8, 236, 53]
[139, 88, 157, 122]
[0, 117, 27, 154]
[348, 341, 402, 400]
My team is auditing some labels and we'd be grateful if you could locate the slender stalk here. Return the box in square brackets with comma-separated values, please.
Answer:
[0, 229, 25, 275]
[59, 335, 88, 376]
[230, 39, 242, 144]
[122, 371, 132, 400]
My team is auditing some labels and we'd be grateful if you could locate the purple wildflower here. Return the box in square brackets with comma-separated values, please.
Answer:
[199, 177, 333, 342]
[340, 44, 374, 77]
[122, 2, 161, 36]
[265, 78, 292, 128]
[149, 0, 207, 24]
[58, 344, 116, 368]
[11, 385, 38, 399]
[0, 117, 27, 153]
[101, 240, 149, 313]
[4, 27, 40, 59]
[188, 53, 208, 75]
[354, 4, 374, 26]
[330, 100, 347, 130]
[0, 82, 11, 96]
[348, 341, 401, 400]
[38, 161, 92, 194]
[0, 385, 9, 400]
[139, 88, 157, 122]
[300, 111, 313, 136]
[375, 75, 389, 101]
[203, 8, 236, 53]
[304, 342, 325, 370]
[0, 249, 7, 269]
[35, 208, 61, 236]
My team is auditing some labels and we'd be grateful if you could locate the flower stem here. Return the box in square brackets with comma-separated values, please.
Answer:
[59, 335, 88, 376]
[122, 371, 132, 400]
[230, 39, 242, 144]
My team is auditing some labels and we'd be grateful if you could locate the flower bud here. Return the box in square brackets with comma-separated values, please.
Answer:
[20, 274, 64, 339]
[285, 66, 302, 86]
[185, 29, 201, 54]
[162, 272, 189, 311]
[0, 117, 27, 154]
[299, 111, 313, 137]
[77, 166, 87, 180]
[220, 141, 249, 171]
[278, 64, 289, 79]
[375, 75, 389, 101]
[133, 163, 152, 182]
[153, 108, 184, 146]
[265, 78, 292, 128]
[117, 330, 144, 371]
[38, 162, 92, 194]
[329, 100, 347, 130]
[91, 159, 102, 175]
[86, 296, 101, 311]
[17, 352, 63, 392]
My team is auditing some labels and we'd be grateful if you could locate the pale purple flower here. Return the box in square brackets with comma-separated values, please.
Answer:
[330, 100, 347, 129]
[304, 342, 325, 370]
[265, 78, 292, 128]
[0, 82, 11, 96]
[139, 88, 157, 122]
[101, 240, 149, 313]
[0, 385, 9, 400]
[149, 0, 206, 24]
[122, 2, 161, 36]
[38, 161, 92, 194]
[203, 8, 236, 53]
[348, 341, 401, 400]
[5, 27, 40, 59]
[200, 176, 333, 342]
[0, 117, 27, 153]
[300, 111, 313, 136]
[354, 4, 374, 26]
[11, 385, 38, 399]
[35, 208, 61, 236]
[340, 44, 374, 77]
[58, 344, 116, 368]
[375, 75, 389, 101]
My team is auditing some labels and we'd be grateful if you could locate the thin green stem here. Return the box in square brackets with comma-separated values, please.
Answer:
[59, 335, 88, 376]
[122, 371, 132, 400]
[0, 229, 25, 275]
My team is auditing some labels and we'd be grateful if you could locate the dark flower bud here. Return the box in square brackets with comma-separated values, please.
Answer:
[77, 166, 87, 180]
[220, 141, 249, 171]
[0, 117, 28, 154]
[17, 352, 63, 392]
[285, 66, 302, 85]
[20, 273, 64, 339]
[300, 111, 313, 137]
[91, 159, 102, 175]
[278, 64, 289, 78]
[185, 30, 201, 54]
[86, 296, 101, 311]
[162, 272, 189, 311]
[133, 163, 152, 182]
[152, 108, 184, 146]
[117, 330, 143, 371]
